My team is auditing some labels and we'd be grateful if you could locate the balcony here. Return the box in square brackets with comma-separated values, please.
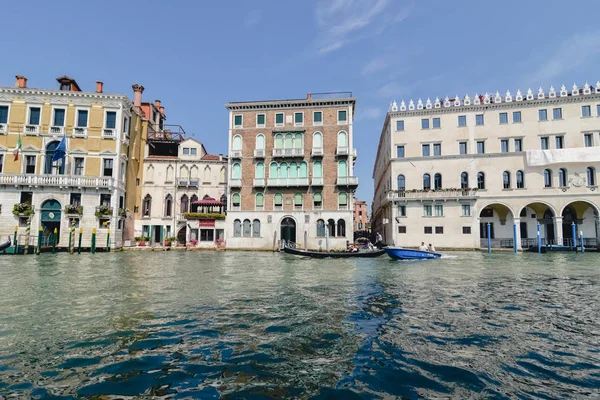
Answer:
[336, 176, 359, 186]
[267, 177, 310, 187]
[312, 177, 323, 186]
[24, 125, 40, 135]
[254, 149, 266, 158]
[0, 123, 7, 134]
[253, 178, 266, 187]
[72, 127, 87, 137]
[49, 126, 64, 135]
[230, 150, 242, 158]
[311, 147, 323, 156]
[386, 189, 479, 202]
[230, 178, 242, 187]
[178, 179, 199, 187]
[0, 173, 124, 191]
[147, 124, 186, 142]
[102, 128, 116, 139]
[336, 146, 349, 155]
[272, 148, 304, 157]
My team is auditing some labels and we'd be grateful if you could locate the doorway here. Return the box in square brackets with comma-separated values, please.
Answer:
[41, 199, 62, 245]
[280, 217, 296, 245]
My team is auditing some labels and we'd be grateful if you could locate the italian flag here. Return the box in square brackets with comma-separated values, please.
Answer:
[13, 134, 22, 161]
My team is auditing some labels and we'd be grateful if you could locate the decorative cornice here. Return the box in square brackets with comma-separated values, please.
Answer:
[226, 98, 356, 111]
[0, 87, 133, 109]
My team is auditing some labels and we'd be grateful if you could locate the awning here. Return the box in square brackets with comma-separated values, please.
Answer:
[192, 196, 223, 206]
[526, 148, 600, 167]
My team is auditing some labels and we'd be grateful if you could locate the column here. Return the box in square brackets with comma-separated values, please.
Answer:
[595, 216, 600, 249]
[513, 218, 521, 251]
[553, 216, 563, 246]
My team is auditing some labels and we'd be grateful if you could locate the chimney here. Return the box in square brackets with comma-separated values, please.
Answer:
[307, 93, 312, 100]
[155, 100, 161, 109]
[95, 81, 104, 93]
[159, 106, 165, 116]
[15, 75, 27, 88]
[132, 84, 144, 107]
[219, 154, 223, 161]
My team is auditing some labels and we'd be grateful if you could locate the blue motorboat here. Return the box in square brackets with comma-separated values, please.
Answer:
[383, 247, 441, 260]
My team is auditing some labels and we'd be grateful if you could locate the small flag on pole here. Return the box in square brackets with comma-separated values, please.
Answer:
[13, 133, 22, 161]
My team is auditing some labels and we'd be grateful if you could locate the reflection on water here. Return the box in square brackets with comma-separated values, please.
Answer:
[0, 251, 599, 398]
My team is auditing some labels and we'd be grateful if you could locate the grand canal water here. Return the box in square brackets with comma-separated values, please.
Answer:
[0, 251, 599, 398]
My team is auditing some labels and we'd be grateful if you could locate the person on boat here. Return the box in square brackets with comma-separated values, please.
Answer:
[375, 232, 383, 248]
[419, 242, 428, 251]
[366, 240, 374, 250]
[428, 243, 436, 252]
[347, 243, 355, 252]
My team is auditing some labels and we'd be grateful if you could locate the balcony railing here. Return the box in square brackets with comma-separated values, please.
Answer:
[24, 125, 39, 135]
[178, 179, 199, 187]
[312, 177, 323, 186]
[0, 174, 123, 190]
[254, 149, 266, 158]
[230, 150, 242, 158]
[267, 177, 310, 187]
[272, 148, 304, 157]
[253, 178, 266, 186]
[387, 189, 478, 201]
[0, 123, 7, 134]
[147, 124, 187, 142]
[311, 147, 323, 156]
[72, 127, 87, 137]
[230, 178, 242, 187]
[102, 128, 116, 139]
[336, 176, 359, 186]
[49, 126, 64, 135]
[336, 146, 349, 155]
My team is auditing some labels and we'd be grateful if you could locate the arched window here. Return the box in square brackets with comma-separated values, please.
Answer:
[337, 131, 347, 148]
[544, 169, 553, 187]
[269, 162, 278, 178]
[460, 172, 469, 189]
[358, 222, 363, 230]
[397, 174, 405, 191]
[233, 219, 241, 237]
[516, 170, 524, 188]
[255, 162, 264, 179]
[256, 134, 265, 150]
[423, 173, 431, 190]
[243, 219, 251, 237]
[190, 194, 198, 212]
[146, 165, 155, 182]
[232, 193, 240, 208]
[338, 192, 348, 209]
[180, 165, 189, 181]
[166, 165, 174, 182]
[180, 194, 189, 213]
[232, 135, 242, 151]
[232, 163, 241, 180]
[434, 173, 442, 190]
[338, 160, 347, 177]
[220, 167, 226, 183]
[477, 172, 485, 190]
[279, 162, 288, 179]
[284, 133, 293, 148]
[587, 167, 596, 186]
[252, 219, 261, 237]
[299, 162, 308, 178]
[313, 161, 322, 178]
[275, 134, 283, 149]
[44, 140, 65, 175]
[289, 162, 298, 178]
[328, 219, 336, 237]
[142, 194, 152, 217]
[294, 193, 302, 209]
[165, 194, 172, 217]
[255, 193, 264, 210]
[203, 166, 211, 182]
[190, 165, 199, 182]
[558, 168, 568, 187]
[274, 193, 283, 208]
[503, 171, 511, 189]
[337, 219, 346, 237]
[313, 192, 322, 209]
[294, 133, 303, 148]
[313, 132, 323, 149]
[316, 219, 326, 237]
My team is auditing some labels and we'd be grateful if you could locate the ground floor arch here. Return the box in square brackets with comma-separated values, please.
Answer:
[559, 200, 599, 248]
[280, 217, 296, 245]
[40, 199, 62, 245]
[478, 203, 515, 248]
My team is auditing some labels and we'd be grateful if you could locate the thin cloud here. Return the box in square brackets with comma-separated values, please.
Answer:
[356, 107, 383, 121]
[361, 57, 388, 76]
[244, 10, 262, 27]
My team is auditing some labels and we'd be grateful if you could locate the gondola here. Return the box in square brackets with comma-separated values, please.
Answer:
[282, 245, 385, 258]
[383, 247, 442, 260]
[0, 236, 11, 252]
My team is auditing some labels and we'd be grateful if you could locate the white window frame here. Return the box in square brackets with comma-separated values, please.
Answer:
[0, 153, 5, 173]
[72, 155, 86, 176]
[101, 157, 114, 178]
[337, 109, 348, 124]
[274, 112, 284, 127]
[73, 107, 90, 137]
[294, 112, 304, 127]
[23, 154, 37, 174]
[25, 105, 42, 134]
[313, 110, 323, 126]
[0, 101, 12, 134]
[234, 114, 243, 129]
[256, 113, 266, 128]
[461, 204, 471, 216]
[103, 109, 118, 139]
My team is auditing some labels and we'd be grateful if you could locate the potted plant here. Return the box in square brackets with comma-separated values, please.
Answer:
[13, 202, 34, 216]
[95, 205, 113, 219]
[65, 204, 84, 215]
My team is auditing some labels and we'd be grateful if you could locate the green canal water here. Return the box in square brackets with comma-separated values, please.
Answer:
[0, 251, 599, 398]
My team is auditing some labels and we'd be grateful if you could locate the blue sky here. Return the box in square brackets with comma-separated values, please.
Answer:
[3, 0, 600, 204]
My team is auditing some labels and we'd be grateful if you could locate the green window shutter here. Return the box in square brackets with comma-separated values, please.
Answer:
[275, 113, 284, 124]
[314, 192, 322, 202]
[314, 112, 322, 123]
[339, 192, 348, 206]
[299, 162, 308, 178]
[338, 110, 347, 122]
[257, 114, 265, 125]
[232, 193, 240, 204]
[294, 193, 302, 205]
[275, 193, 283, 205]
[256, 193, 264, 206]
[295, 112, 303, 123]
[270, 162, 278, 178]
[234, 115, 242, 126]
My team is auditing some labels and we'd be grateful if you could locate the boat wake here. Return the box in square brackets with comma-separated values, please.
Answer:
[440, 255, 458, 259]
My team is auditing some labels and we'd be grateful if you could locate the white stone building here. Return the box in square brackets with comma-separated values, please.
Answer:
[372, 83, 600, 250]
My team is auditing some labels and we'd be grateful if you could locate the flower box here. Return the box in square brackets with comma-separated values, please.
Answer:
[13, 203, 34, 216]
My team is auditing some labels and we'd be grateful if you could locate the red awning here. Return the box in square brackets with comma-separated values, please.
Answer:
[192, 196, 223, 206]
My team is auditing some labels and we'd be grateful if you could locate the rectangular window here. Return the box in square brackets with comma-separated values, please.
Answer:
[53, 109, 65, 127]
[75, 109, 88, 127]
[458, 115, 466, 127]
[123, 117, 129, 135]
[553, 108, 562, 120]
[541, 137, 549, 150]
[200, 229, 214, 242]
[459, 141, 468, 155]
[105, 111, 116, 129]
[423, 205, 432, 216]
[29, 107, 41, 125]
[0, 154, 3, 173]
[539, 109, 548, 121]
[73, 157, 84, 176]
[462, 226, 471, 234]
[294, 112, 304, 126]
[514, 138, 522, 152]
[501, 139, 509, 153]
[462, 204, 471, 216]
[183, 148, 190, 155]
[424, 226, 433, 234]
[584, 133, 593, 147]
[422, 144, 430, 157]
[103, 159, 113, 177]
[396, 145, 405, 158]
[275, 113, 284, 127]
[338, 110, 347, 123]
[70, 193, 82, 206]
[432, 118, 441, 129]
[555, 135, 564, 149]
[582, 105, 591, 117]
[597, 104, 600, 117]
[191, 148, 197, 155]
[313, 111, 322, 125]
[435, 226, 444, 234]
[499, 112, 508, 124]
[433, 143, 441, 156]
[477, 141, 485, 154]
[100, 194, 111, 207]
[513, 111, 522, 123]
[396, 120, 404, 131]
[256, 114, 265, 127]
[0, 105, 8, 124]
[25, 155, 36, 174]
[434, 205, 444, 216]
[398, 226, 407, 234]
[397, 205, 406, 217]
[234, 114, 243, 128]
[476, 114, 484, 126]
[421, 119, 430, 129]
